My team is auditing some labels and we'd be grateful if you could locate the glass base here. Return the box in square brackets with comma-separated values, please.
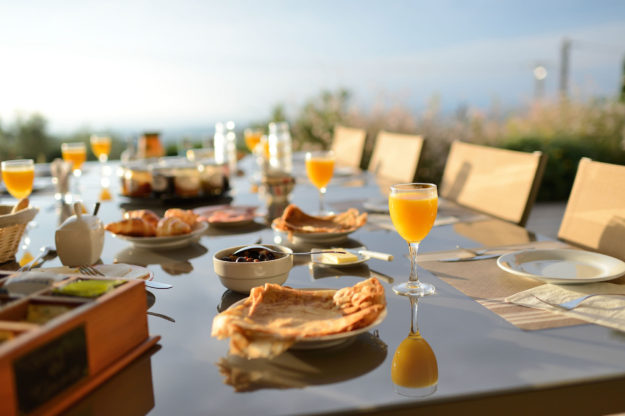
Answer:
[392, 281, 436, 297]
[394, 383, 437, 397]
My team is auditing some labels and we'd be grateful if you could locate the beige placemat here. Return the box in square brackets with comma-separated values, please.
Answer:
[419, 241, 603, 330]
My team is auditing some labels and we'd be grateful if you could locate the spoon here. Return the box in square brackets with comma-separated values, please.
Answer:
[18, 246, 56, 271]
[232, 245, 346, 257]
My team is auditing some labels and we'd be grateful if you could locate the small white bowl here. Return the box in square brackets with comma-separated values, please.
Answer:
[213, 245, 293, 293]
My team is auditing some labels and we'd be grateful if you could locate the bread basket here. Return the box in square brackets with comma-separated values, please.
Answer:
[0, 205, 39, 263]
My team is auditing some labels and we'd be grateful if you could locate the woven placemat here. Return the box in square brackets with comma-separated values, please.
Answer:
[418, 241, 619, 330]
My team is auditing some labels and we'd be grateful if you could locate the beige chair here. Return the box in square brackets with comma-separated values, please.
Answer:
[330, 126, 367, 169]
[440, 141, 547, 226]
[558, 158, 625, 261]
[368, 131, 424, 184]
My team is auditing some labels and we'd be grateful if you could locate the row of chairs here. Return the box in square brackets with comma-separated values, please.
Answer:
[331, 125, 625, 261]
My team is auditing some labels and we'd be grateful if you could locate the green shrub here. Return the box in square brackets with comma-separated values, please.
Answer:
[502, 136, 625, 201]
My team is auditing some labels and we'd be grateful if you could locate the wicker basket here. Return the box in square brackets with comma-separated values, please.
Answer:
[0, 205, 39, 264]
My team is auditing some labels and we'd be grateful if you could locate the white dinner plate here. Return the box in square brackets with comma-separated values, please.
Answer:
[363, 199, 389, 213]
[310, 248, 370, 267]
[497, 249, 625, 284]
[271, 224, 355, 244]
[111, 222, 208, 249]
[194, 205, 258, 228]
[229, 295, 387, 349]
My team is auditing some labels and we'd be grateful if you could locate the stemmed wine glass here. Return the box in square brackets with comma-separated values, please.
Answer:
[1, 159, 35, 265]
[61, 142, 87, 200]
[391, 296, 438, 397]
[90, 135, 112, 201]
[305, 150, 335, 214]
[388, 183, 438, 296]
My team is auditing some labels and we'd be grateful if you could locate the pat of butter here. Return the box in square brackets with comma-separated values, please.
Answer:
[320, 250, 358, 264]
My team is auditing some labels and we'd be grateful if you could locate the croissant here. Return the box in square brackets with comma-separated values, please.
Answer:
[11, 198, 29, 214]
[164, 208, 198, 226]
[156, 217, 191, 237]
[105, 218, 156, 237]
[123, 209, 159, 228]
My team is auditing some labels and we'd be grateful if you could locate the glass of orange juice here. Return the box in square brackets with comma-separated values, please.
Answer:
[62, 142, 87, 198]
[305, 150, 335, 214]
[62, 142, 87, 174]
[244, 129, 263, 153]
[1, 159, 35, 199]
[391, 296, 438, 397]
[389, 183, 438, 296]
[90, 135, 112, 163]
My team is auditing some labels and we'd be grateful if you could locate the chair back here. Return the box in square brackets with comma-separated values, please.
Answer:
[558, 158, 625, 261]
[440, 141, 546, 226]
[368, 131, 424, 184]
[331, 126, 367, 168]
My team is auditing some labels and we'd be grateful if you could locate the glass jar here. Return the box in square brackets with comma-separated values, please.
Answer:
[137, 132, 165, 159]
[120, 161, 152, 197]
[267, 121, 293, 174]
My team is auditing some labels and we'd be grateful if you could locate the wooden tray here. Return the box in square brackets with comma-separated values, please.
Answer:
[0, 276, 159, 415]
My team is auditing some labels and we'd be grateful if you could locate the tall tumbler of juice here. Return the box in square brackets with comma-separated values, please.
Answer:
[388, 183, 438, 296]
[305, 150, 335, 214]
[1, 159, 35, 199]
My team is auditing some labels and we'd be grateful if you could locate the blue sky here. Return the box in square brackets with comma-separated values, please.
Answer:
[1, 0, 624, 132]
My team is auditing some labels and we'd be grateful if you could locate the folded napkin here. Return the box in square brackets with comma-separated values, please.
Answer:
[506, 283, 625, 332]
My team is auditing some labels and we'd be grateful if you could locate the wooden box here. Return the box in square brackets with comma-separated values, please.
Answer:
[0, 277, 159, 416]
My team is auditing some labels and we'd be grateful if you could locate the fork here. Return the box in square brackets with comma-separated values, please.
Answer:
[532, 294, 625, 310]
[78, 265, 172, 289]
[79, 265, 105, 276]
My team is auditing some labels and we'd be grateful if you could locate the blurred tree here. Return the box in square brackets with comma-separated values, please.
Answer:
[620, 55, 625, 103]
[1, 113, 58, 162]
[291, 89, 352, 150]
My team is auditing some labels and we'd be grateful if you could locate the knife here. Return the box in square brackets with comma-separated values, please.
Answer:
[438, 253, 500, 262]
[350, 249, 394, 261]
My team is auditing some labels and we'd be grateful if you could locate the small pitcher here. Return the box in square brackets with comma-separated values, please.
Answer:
[55, 202, 105, 267]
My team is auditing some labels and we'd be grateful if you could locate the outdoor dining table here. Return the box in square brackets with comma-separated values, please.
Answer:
[13, 157, 625, 415]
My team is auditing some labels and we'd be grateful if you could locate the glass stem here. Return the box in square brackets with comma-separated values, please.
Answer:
[408, 242, 420, 283]
[319, 187, 326, 214]
[409, 295, 419, 335]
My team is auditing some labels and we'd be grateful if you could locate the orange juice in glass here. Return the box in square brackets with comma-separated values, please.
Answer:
[305, 150, 335, 214]
[391, 296, 437, 397]
[1, 159, 34, 199]
[90, 135, 112, 162]
[389, 183, 438, 296]
[244, 129, 263, 153]
[62, 142, 87, 173]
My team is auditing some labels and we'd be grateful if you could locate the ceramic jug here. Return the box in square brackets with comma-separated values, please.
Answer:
[55, 202, 105, 267]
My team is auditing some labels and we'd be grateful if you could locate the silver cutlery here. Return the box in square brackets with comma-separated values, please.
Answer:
[439, 253, 500, 262]
[78, 265, 173, 289]
[532, 294, 625, 310]
[18, 246, 56, 271]
[232, 245, 346, 257]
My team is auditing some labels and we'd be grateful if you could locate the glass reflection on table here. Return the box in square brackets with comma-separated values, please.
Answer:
[391, 295, 438, 397]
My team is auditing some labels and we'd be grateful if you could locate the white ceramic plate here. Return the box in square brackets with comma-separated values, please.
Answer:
[111, 222, 208, 249]
[363, 199, 389, 213]
[310, 248, 369, 267]
[272, 224, 355, 244]
[40, 263, 154, 281]
[229, 295, 387, 349]
[194, 205, 258, 228]
[497, 249, 625, 284]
